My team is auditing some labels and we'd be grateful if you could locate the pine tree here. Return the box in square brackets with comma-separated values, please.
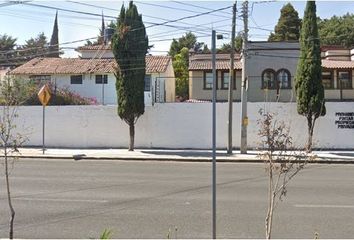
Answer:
[295, 0, 325, 152]
[112, 1, 148, 151]
[268, 3, 301, 41]
[48, 11, 59, 57]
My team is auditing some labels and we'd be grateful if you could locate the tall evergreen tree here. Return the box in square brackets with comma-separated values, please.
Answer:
[268, 3, 301, 41]
[168, 32, 208, 99]
[98, 12, 105, 45]
[295, 0, 325, 152]
[18, 32, 49, 61]
[318, 13, 354, 47]
[0, 34, 17, 66]
[48, 11, 59, 57]
[112, 1, 148, 151]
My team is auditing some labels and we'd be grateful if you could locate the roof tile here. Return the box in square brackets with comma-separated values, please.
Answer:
[10, 56, 171, 75]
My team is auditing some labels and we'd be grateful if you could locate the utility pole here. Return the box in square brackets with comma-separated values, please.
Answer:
[240, 0, 248, 154]
[227, 2, 237, 154]
[211, 29, 217, 240]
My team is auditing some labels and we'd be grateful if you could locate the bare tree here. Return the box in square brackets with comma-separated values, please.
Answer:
[257, 110, 313, 239]
[0, 76, 27, 239]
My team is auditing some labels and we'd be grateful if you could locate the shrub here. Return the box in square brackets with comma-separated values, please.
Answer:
[0, 78, 97, 106]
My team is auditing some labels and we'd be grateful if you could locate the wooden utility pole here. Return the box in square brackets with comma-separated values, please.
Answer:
[227, 2, 237, 154]
[240, 0, 248, 154]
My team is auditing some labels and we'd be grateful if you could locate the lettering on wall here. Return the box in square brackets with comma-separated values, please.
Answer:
[335, 112, 354, 129]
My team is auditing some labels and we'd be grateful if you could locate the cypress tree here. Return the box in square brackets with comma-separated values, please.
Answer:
[48, 11, 59, 57]
[98, 12, 105, 45]
[295, 0, 325, 152]
[112, 1, 148, 151]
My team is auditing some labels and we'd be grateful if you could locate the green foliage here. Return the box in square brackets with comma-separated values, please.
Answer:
[173, 47, 189, 100]
[99, 229, 113, 239]
[318, 13, 354, 47]
[217, 35, 243, 53]
[168, 32, 208, 100]
[0, 34, 17, 65]
[268, 3, 301, 41]
[0, 77, 96, 106]
[0, 34, 17, 51]
[295, 1, 325, 151]
[168, 32, 208, 57]
[112, 1, 148, 148]
[48, 12, 60, 58]
[17, 32, 49, 61]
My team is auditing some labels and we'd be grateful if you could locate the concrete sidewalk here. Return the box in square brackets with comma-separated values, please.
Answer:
[7, 147, 354, 164]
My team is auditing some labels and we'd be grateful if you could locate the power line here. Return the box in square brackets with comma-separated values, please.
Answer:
[132, 5, 233, 32]
[67, 0, 223, 34]
[135, 1, 230, 20]
[171, 1, 232, 16]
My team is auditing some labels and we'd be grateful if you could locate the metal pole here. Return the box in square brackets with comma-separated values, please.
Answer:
[211, 29, 217, 240]
[42, 105, 45, 154]
[240, 0, 248, 154]
[227, 2, 237, 154]
[102, 76, 105, 105]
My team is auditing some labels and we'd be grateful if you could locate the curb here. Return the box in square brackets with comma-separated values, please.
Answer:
[13, 155, 354, 164]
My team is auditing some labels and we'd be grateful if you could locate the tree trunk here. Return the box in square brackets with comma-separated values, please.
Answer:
[129, 122, 135, 151]
[4, 147, 15, 239]
[265, 168, 273, 239]
[306, 115, 316, 153]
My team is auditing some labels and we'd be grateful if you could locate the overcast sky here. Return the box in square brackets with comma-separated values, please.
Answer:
[0, 1, 353, 57]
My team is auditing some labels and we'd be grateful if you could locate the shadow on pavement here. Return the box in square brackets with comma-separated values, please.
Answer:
[140, 150, 229, 157]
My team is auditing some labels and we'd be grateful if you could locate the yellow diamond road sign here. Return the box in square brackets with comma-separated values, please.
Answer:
[38, 85, 51, 106]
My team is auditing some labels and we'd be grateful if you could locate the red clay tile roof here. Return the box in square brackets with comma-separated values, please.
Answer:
[189, 54, 354, 70]
[10, 56, 171, 75]
[189, 54, 242, 70]
[322, 59, 354, 69]
[146, 55, 171, 73]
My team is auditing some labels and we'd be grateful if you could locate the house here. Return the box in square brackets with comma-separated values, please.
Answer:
[10, 45, 175, 105]
[189, 41, 354, 102]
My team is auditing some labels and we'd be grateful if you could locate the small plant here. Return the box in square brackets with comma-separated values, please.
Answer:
[0, 77, 27, 239]
[257, 109, 313, 239]
[99, 229, 113, 239]
[166, 226, 178, 239]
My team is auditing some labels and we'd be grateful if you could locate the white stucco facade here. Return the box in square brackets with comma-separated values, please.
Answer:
[13, 102, 354, 149]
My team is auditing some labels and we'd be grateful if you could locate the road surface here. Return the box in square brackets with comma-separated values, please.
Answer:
[0, 159, 354, 238]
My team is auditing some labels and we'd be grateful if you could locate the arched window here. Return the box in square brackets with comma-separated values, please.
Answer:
[262, 69, 276, 89]
[276, 69, 291, 89]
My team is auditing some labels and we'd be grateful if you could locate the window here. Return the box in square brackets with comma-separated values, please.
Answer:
[29, 75, 51, 85]
[322, 71, 333, 89]
[276, 69, 291, 89]
[144, 74, 151, 91]
[221, 71, 236, 90]
[95, 75, 108, 84]
[338, 70, 352, 89]
[70, 75, 82, 84]
[262, 69, 276, 89]
[203, 72, 213, 89]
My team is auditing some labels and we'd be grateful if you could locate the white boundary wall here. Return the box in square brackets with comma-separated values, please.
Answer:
[13, 102, 354, 149]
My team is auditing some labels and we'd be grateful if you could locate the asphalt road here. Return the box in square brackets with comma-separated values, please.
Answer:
[1, 159, 354, 239]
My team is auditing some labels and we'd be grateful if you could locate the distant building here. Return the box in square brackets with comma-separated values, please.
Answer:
[10, 45, 175, 105]
[189, 41, 354, 102]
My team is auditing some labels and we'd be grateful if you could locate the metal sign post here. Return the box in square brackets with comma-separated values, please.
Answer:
[38, 85, 51, 154]
[42, 105, 45, 154]
[211, 29, 217, 240]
